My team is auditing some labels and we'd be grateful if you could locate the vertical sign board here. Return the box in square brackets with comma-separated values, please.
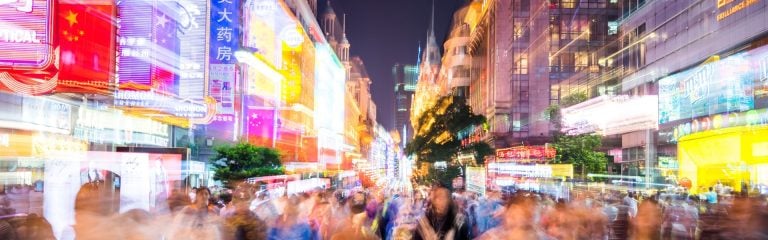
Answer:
[56, 0, 117, 93]
[176, 0, 208, 101]
[209, 0, 239, 140]
[0, 0, 54, 69]
[466, 167, 486, 196]
[0, 0, 56, 94]
[210, 0, 239, 66]
[116, 0, 155, 88]
[116, 0, 210, 118]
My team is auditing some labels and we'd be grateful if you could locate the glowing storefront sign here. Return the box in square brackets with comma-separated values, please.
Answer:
[659, 52, 754, 124]
[315, 44, 345, 165]
[21, 96, 71, 131]
[465, 167, 486, 195]
[717, 0, 760, 21]
[495, 146, 556, 162]
[0, 0, 53, 69]
[210, 0, 239, 66]
[562, 95, 658, 136]
[116, 0, 179, 91]
[57, 0, 117, 93]
[177, 0, 208, 101]
[74, 107, 169, 146]
[209, 64, 236, 115]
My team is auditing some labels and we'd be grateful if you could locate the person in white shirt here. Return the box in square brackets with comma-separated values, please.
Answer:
[623, 192, 638, 218]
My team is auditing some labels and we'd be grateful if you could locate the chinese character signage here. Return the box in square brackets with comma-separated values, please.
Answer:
[210, 64, 236, 115]
[495, 146, 556, 162]
[116, 0, 180, 93]
[0, 0, 54, 70]
[210, 0, 239, 65]
[57, 0, 117, 93]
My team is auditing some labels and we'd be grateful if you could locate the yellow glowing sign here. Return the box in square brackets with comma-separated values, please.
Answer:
[281, 41, 302, 104]
[716, 0, 760, 21]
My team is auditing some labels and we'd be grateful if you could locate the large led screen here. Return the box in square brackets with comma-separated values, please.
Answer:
[0, 0, 54, 70]
[659, 52, 757, 124]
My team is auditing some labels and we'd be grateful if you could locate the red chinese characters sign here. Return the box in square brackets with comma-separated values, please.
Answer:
[495, 146, 556, 162]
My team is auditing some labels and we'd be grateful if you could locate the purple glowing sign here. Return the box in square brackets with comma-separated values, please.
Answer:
[0, 0, 54, 69]
[116, 0, 179, 92]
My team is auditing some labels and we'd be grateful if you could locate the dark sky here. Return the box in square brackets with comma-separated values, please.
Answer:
[322, 0, 466, 130]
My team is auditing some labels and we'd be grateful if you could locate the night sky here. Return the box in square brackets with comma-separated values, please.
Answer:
[322, 0, 466, 130]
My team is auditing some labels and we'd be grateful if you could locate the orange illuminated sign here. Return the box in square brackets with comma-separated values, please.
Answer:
[0, 130, 33, 157]
[716, 0, 760, 21]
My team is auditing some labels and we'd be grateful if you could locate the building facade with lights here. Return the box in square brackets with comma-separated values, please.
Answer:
[411, 4, 443, 137]
[393, 63, 419, 148]
[611, 0, 768, 192]
[464, 0, 618, 149]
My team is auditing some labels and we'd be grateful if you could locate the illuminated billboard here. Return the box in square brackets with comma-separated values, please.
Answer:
[0, 0, 56, 94]
[116, 0, 179, 93]
[247, 107, 276, 147]
[315, 44, 345, 165]
[0, 0, 54, 70]
[176, 0, 208, 101]
[658, 54, 753, 124]
[113, 0, 210, 118]
[56, 0, 117, 93]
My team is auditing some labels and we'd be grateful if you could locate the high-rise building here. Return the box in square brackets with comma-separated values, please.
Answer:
[393, 63, 418, 147]
[465, 0, 619, 147]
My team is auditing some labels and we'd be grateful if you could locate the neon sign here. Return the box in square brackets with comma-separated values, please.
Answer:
[177, 0, 207, 101]
[57, 0, 117, 93]
[0, 0, 52, 69]
[717, 0, 760, 21]
[210, 0, 239, 65]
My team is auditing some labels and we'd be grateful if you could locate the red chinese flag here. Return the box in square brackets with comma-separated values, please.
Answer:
[56, 0, 116, 94]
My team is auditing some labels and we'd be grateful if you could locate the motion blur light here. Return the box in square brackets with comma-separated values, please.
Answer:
[234, 51, 284, 82]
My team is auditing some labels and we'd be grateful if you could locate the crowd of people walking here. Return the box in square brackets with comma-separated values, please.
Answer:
[1, 180, 768, 240]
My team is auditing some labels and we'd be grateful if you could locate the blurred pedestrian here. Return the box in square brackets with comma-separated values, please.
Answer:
[412, 184, 469, 240]
[168, 187, 222, 240]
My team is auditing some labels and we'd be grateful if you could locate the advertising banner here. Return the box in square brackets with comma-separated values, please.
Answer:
[495, 146, 556, 163]
[43, 151, 182, 239]
[247, 107, 276, 147]
[114, 0, 210, 118]
[0, 0, 54, 70]
[659, 54, 753, 124]
[0, 0, 56, 94]
[176, 0, 207, 101]
[22, 96, 72, 132]
[210, 0, 239, 65]
[466, 167, 486, 196]
[57, 0, 117, 93]
[116, 0, 179, 92]
[210, 64, 236, 115]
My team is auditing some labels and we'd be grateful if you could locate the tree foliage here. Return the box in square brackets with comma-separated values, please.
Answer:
[561, 92, 588, 107]
[546, 92, 589, 135]
[405, 96, 492, 165]
[413, 163, 462, 190]
[209, 142, 284, 187]
[551, 134, 608, 178]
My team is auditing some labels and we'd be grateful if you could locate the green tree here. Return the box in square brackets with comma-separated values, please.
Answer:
[545, 92, 588, 134]
[209, 142, 284, 187]
[405, 96, 492, 165]
[414, 163, 462, 189]
[551, 134, 608, 178]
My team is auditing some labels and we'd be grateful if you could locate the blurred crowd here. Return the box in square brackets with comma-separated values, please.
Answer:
[1, 181, 768, 240]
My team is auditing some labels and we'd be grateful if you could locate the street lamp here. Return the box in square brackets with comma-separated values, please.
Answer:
[235, 51, 284, 148]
